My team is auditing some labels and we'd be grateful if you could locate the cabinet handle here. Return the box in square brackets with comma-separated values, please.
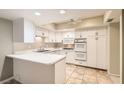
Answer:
[95, 37, 98, 40]
[96, 32, 98, 36]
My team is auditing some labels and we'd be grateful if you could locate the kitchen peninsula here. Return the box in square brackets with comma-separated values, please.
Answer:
[7, 51, 66, 84]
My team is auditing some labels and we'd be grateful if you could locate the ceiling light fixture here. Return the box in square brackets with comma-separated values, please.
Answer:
[59, 10, 66, 14]
[35, 12, 41, 16]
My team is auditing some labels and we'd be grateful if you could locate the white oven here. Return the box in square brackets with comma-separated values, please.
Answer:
[74, 38, 87, 61]
[74, 38, 87, 52]
[75, 51, 87, 61]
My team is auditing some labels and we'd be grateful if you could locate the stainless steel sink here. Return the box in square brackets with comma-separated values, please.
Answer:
[36, 50, 49, 52]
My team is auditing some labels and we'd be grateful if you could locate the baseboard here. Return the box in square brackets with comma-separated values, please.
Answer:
[108, 72, 120, 77]
[0, 77, 14, 84]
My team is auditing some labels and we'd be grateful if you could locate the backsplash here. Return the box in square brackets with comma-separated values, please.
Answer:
[13, 41, 74, 52]
[13, 42, 63, 52]
[13, 42, 41, 52]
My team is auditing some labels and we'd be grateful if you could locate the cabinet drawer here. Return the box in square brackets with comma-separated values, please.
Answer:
[75, 60, 87, 66]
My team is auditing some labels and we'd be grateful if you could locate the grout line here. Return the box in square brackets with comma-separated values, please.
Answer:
[65, 65, 77, 83]
[81, 67, 87, 84]
[66, 64, 114, 84]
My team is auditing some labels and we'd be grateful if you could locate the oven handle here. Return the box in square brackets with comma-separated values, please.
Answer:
[75, 59, 87, 61]
[75, 51, 87, 53]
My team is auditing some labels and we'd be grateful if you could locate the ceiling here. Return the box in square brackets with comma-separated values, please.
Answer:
[0, 9, 110, 26]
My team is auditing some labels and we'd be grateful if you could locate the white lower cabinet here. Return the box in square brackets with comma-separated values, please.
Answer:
[66, 50, 75, 64]
[75, 60, 87, 66]
[54, 50, 75, 64]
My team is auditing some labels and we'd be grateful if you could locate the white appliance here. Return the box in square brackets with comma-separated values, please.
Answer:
[74, 38, 87, 61]
[74, 39, 87, 52]
[75, 52, 87, 61]
[63, 38, 74, 44]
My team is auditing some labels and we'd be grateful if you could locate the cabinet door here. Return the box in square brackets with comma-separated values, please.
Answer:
[87, 36, 97, 68]
[55, 32, 62, 42]
[63, 31, 74, 38]
[96, 27, 107, 36]
[13, 18, 35, 43]
[66, 51, 75, 64]
[24, 20, 35, 43]
[96, 35, 107, 69]
[87, 30, 96, 37]
[81, 31, 88, 38]
[49, 31, 55, 42]
[75, 31, 82, 38]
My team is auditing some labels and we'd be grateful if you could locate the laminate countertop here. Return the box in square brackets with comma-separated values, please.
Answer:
[6, 51, 66, 65]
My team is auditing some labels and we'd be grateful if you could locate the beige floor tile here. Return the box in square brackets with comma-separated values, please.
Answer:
[97, 76, 113, 84]
[75, 67, 85, 75]
[85, 68, 97, 76]
[110, 75, 120, 84]
[66, 78, 82, 84]
[66, 75, 70, 81]
[76, 66, 87, 70]
[66, 64, 77, 69]
[70, 72, 83, 80]
[97, 70, 109, 77]
[83, 75, 97, 84]
[66, 64, 114, 84]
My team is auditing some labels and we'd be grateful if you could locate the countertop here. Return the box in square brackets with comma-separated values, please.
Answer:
[6, 50, 66, 65]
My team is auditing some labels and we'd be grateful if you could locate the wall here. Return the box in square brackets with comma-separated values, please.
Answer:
[121, 10, 124, 83]
[77, 16, 103, 28]
[13, 36, 45, 52]
[109, 23, 120, 75]
[0, 18, 13, 80]
[13, 43, 40, 52]
[55, 16, 103, 30]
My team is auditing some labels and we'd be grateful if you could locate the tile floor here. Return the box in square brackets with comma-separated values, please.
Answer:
[65, 64, 120, 84]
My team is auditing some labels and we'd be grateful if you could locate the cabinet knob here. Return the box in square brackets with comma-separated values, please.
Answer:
[65, 52, 68, 54]
[96, 32, 98, 36]
[95, 37, 98, 40]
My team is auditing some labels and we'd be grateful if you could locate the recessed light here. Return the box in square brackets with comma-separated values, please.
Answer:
[35, 12, 40, 16]
[59, 10, 66, 14]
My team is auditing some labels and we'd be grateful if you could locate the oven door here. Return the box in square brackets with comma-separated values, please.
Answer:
[75, 43, 87, 52]
[75, 52, 87, 61]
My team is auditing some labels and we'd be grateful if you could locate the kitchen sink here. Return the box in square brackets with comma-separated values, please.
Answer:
[35, 49, 49, 52]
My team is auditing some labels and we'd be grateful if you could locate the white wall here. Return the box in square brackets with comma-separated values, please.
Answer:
[0, 18, 13, 80]
[109, 23, 120, 75]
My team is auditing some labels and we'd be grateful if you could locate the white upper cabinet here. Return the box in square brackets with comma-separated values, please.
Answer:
[35, 27, 48, 37]
[75, 30, 88, 38]
[55, 32, 63, 43]
[46, 31, 63, 43]
[75, 31, 83, 38]
[13, 18, 35, 43]
[48, 31, 56, 42]
[63, 31, 75, 38]
[62, 31, 75, 44]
